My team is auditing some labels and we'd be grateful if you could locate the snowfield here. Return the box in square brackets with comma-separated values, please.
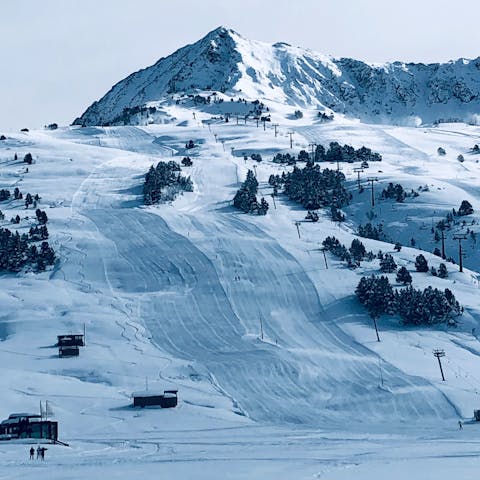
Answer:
[1, 106, 480, 479]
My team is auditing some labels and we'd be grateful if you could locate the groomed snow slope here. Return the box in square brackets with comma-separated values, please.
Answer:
[0, 111, 480, 478]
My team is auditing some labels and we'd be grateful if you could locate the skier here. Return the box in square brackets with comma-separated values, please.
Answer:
[458, 420, 463, 430]
[40, 447, 47, 460]
[29, 447, 34, 460]
[36, 445, 41, 459]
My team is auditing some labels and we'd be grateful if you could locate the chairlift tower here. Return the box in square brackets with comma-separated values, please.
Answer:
[294, 221, 301, 239]
[319, 246, 328, 269]
[288, 132, 294, 149]
[353, 167, 364, 190]
[439, 228, 446, 259]
[433, 349, 446, 381]
[453, 234, 467, 272]
[366, 177, 379, 207]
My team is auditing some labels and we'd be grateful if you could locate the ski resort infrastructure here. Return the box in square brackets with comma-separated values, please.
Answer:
[1, 27, 480, 479]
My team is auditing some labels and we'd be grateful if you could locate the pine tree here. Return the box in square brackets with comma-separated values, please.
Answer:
[380, 253, 397, 273]
[258, 198, 269, 215]
[331, 206, 345, 222]
[35, 209, 48, 225]
[314, 144, 325, 162]
[25, 193, 33, 208]
[396, 266, 412, 285]
[233, 170, 265, 215]
[438, 263, 448, 278]
[415, 254, 429, 272]
[355, 275, 395, 341]
[350, 239, 366, 262]
[458, 200, 474, 216]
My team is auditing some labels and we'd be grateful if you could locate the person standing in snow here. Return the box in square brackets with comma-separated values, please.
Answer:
[36, 445, 41, 459]
[40, 447, 46, 460]
[29, 447, 34, 460]
[458, 420, 463, 430]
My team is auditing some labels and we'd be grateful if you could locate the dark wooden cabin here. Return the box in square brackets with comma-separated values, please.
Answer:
[0, 413, 58, 441]
[57, 334, 84, 347]
[133, 390, 178, 408]
[59, 345, 79, 357]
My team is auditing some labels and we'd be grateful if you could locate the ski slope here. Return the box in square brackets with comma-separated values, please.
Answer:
[0, 111, 480, 478]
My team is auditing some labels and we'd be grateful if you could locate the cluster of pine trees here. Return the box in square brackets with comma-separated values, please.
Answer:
[272, 152, 297, 165]
[270, 142, 381, 165]
[381, 183, 419, 203]
[356, 275, 462, 326]
[0, 227, 55, 272]
[323, 236, 450, 282]
[268, 164, 350, 210]
[314, 142, 382, 163]
[317, 112, 334, 122]
[357, 222, 385, 241]
[144, 161, 193, 205]
[413, 253, 449, 278]
[0, 189, 10, 201]
[0, 187, 40, 207]
[457, 199, 474, 216]
[322, 236, 374, 267]
[233, 170, 269, 215]
[105, 105, 158, 126]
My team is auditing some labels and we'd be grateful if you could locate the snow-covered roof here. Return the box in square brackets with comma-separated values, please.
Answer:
[132, 389, 177, 398]
[8, 413, 41, 419]
[2, 414, 42, 425]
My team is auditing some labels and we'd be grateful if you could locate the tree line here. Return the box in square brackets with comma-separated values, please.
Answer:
[356, 275, 461, 326]
[269, 163, 351, 211]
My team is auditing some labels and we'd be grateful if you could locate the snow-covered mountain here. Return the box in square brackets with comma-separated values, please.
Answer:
[4, 25, 480, 480]
[74, 26, 480, 126]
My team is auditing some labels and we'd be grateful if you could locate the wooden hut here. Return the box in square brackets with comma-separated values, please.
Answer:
[132, 389, 178, 408]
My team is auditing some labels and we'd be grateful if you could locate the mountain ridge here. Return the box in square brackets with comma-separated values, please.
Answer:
[74, 27, 480, 126]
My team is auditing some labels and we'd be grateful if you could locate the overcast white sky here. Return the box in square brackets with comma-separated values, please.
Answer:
[1, 0, 479, 131]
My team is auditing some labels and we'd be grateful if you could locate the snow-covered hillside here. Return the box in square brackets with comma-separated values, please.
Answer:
[74, 27, 480, 127]
[1, 99, 480, 478]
